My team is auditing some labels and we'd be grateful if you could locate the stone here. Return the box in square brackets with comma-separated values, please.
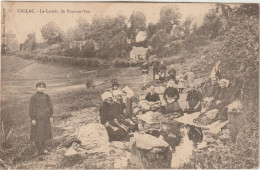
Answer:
[205, 109, 219, 120]
[205, 120, 229, 135]
[133, 107, 141, 115]
[77, 123, 110, 154]
[205, 137, 215, 144]
[62, 137, 81, 148]
[227, 100, 243, 113]
[138, 100, 151, 111]
[137, 111, 162, 124]
[64, 147, 80, 157]
[130, 133, 172, 169]
[114, 157, 129, 169]
[221, 129, 230, 135]
[218, 134, 229, 140]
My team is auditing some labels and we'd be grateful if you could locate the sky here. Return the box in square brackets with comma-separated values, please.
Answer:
[2, 2, 216, 43]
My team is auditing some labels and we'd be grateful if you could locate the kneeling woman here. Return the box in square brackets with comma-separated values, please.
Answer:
[99, 91, 128, 142]
[163, 79, 183, 114]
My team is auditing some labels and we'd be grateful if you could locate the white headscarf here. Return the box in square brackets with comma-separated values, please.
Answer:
[101, 91, 113, 101]
[112, 90, 122, 97]
[122, 86, 135, 98]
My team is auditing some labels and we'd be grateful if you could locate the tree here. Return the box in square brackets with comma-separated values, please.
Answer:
[41, 21, 64, 44]
[147, 22, 157, 39]
[80, 40, 95, 58]
[129, 11, 146, 41]
[199, 10, 222, 39]
[235, 4, 259, 17]
[22, 32, 36, 51]
[182, 17, 192, 37]
[76, 17, 90, 30]
[85, 14, 129, 59]
[150, 30, 169, 57]
[158, 5, 181, 34]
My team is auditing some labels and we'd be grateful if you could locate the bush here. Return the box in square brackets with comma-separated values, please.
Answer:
[114, 59, 143, 68]
[16, 52, 101, 69]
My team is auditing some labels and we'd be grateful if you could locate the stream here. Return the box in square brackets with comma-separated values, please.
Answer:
[145, 121, 205, 168]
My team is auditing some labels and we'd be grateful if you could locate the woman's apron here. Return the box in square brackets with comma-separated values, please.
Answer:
[166, 98, 181, 113]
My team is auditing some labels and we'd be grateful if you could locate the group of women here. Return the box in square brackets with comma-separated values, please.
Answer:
[99, 82, 138, 141]
[99, 60, 231, 142]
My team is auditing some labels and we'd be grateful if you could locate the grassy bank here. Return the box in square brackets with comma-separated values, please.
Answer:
[181, 107, 259, 169]
[0, 87, 103, 167]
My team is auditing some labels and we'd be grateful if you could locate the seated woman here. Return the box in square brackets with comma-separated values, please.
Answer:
[111, 90, 138, 133]
[215, 79, 232, 121]
[206, 76, 221, 100]
[99, 91, 128, 142]
[202, 76, 221, 112]
[144, 85, 161, 112]
[122, 86, 135, 118]
[163, 80, 183, 114]
[185, 84, 202, 114]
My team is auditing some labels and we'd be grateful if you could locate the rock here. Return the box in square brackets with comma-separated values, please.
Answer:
[137, 111, 162, 124]
[205, 109, 219, 120]
[207, 147, 216, 153]
[227, 101, 243, 122]
[77, 123, 110, 154]
[62, 137, 81, 148]
[64, 147, 80, 157]
[138, 100, 151, 111]
[133, 107, 141, 115]
[0, 159, 8, 169]
[204, 120, 229, 135]
[218, 134, 229, 140]
[221, 129, 230, 135]
[205, 137, 215, 144]
[130, 134, 172, 169]
[114, 157, 129, 169]
[227, 100, 243, 113]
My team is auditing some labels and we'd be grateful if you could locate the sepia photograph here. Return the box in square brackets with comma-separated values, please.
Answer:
[0, 1, 259, 169]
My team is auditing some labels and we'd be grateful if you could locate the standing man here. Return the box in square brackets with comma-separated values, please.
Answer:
[140, 61, 149, 89]
[151, 58, 160, 81]
[168, 64, 177, 82]
[158, 61, 167, 83]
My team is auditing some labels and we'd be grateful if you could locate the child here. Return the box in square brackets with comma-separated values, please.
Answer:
[177, 75, 185, 93]
[29, 81, 53, 156]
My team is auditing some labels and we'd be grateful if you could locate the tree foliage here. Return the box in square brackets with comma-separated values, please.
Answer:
[158, 5, 181, 34]
[206, 5, 259, 102]
[41, 21, 64, 45]
[199, 10, 222, 39]
[21, 33, 36, 51]
[129, 11, 146, 41]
